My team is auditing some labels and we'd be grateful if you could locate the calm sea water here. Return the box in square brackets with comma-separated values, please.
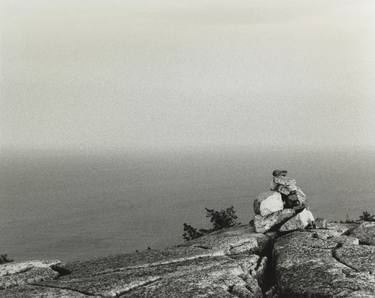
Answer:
[1, 150, 374, 262]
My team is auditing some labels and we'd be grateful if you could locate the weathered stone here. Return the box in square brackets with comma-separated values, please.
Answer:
[350, 221, 375, 245]
[254, 209, 295, 233]
[271, 176, 298, 194]
[252, 256, 268, 289]
[17, 226, 271, 297]
[284, 189, 307, 210]
[273, 231, 375, 297]
[276, 185, 297, 196]
[315, 217, 328, 229]
[231, 281, 262, 298]
[264, 285, 279, 298]
[276, 185, 291, 196]
[279, 209, 314, 232]
[273, 176, 296, 187]
[0, 260, 60, 277]
[5, 218, 374, 298]
[270, 180, 278, 191]
[186, 225, 272, 256]
[334, 244, 375, 273]
[295, 187, 306, 203]
[331, 235, 359, 245]
[326, 221, 359, 235]
[46, 256, 259, 297]
[309, 222, 359, 240]
[253, 191, 283, 217]
[0, 285, 96, 298]
[272, 169, 287, 177]
[0, 260, 61, 290]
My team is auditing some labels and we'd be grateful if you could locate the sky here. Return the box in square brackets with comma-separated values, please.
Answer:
[1, 0, 375, 153]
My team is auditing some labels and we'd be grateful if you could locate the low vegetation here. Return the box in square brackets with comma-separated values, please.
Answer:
[183, 206, 239, 241]
[0, 254, 13, 264]
[341, 210, 375, 223]
[359, 210, 375, 222]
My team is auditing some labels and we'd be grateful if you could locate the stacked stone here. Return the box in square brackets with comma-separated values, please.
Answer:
[253, 170, 315, 233]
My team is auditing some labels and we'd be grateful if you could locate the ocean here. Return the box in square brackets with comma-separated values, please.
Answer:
[1, 150, 374, 262]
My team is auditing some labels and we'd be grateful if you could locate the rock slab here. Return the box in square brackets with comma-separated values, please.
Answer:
[351, 221, 375, 245]
[1, 225, 273, 297]
[273, 223, 375, 298]
[279, 208, 315, 232]
[253, 191, 283, 217]
[254, 209, 295, 233]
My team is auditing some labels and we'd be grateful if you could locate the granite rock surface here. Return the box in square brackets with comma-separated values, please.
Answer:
[1, 225, 273, 297]
[273, 222, 375, 297]
[3, 220, 375, 297]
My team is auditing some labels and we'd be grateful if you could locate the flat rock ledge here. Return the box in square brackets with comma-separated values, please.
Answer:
[0, 225, 273, 297]
[273, 222, 375, 297]
[2, 221, 375, 297]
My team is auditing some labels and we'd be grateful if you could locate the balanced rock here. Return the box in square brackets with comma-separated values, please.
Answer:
[254, 209, 295, 233]
[351, 221, 375, 245]
[276, 185, 291, 196]
[273, 176, 296, 187]
[254, 191, 283, 217]
[279, 209, 314, 232]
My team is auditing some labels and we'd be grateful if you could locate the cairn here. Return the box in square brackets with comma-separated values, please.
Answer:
[253, 169, 315, 233]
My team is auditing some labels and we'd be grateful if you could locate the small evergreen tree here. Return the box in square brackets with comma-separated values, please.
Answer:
[182, 223, 204, 241]
[0, 254, 13, 264]
[360, 210, 375, 222]
[205, 206, 238, 230]
[182, 206, 239, 241]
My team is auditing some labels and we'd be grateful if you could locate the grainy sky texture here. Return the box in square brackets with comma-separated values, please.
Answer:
[1, 0, 375, 152]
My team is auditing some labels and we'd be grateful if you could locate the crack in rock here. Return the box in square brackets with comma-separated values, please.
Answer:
[92, 252, 225, 276]
[114, 277, 162, 297]
[31, 283, 100, 297]
[332, 244, 360, 272]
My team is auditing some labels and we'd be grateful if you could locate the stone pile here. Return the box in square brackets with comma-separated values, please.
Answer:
[253, 169, 315, 233]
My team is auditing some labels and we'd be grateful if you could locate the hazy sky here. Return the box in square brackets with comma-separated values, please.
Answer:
[1, 0, 375, 152]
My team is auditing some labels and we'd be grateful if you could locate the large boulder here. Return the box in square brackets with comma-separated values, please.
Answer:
[350, 221, 375, 245]
[279, 209, 314, 232]
[254, 209, 295, 233]
[253, 191, 283, 217]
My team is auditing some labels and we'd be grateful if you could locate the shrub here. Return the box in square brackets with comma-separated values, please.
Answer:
[182, 223, 205, 241]
[205, 206, 238, 230]
[0, 254, 13, 264]
[360, 210, 375, 222]
[183, 206, 239, 241]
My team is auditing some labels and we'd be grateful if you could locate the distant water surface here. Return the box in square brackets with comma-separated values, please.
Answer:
[1, 150, 374, 261]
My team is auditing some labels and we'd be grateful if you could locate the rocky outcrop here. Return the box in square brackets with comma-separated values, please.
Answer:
[273, 221, 375, 297]
[254, 170, 314, 233]
[351, 221, 375, 245]
[0, 225, 274, 297]
[0, 260, 62, 290]
[3, 219, 375, 297]
[4, 168, 375, 298]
